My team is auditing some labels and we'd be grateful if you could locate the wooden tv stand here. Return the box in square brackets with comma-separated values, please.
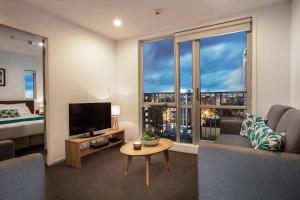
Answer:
[65, 129, 125, 168]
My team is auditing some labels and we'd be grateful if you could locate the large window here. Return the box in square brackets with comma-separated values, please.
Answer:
[24, 70, 36, 99]
[141, 18, 252, 144]
[142, 38, 177, 141]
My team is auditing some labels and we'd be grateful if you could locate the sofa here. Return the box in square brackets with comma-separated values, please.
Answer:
[198, 105, 300, 200]
[0, 140, 45, 200]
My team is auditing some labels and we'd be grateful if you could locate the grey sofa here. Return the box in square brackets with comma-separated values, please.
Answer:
[0, 140, 45, 200]
[198, 105, 300, 200]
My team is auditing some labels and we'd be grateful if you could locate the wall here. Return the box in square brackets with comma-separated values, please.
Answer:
[255, 1, 291, 115]
[0, 50, 43, 102]
[291, 0, 300, 108]
[0, 0, 116, 165]
[115, 1, 292, 142]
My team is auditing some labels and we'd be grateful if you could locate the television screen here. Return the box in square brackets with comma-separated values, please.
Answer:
[69, 102, 111, 136]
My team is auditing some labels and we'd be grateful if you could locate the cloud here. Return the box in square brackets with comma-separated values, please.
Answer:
[201, 67, 244, 92]
[143, 32, 247, 93]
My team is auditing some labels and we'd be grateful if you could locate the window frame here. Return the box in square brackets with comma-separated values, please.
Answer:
[139, 18, 253, 145]
[24, 70, 37, 100]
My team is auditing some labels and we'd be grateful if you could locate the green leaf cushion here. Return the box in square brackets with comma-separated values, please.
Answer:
[250, 122, 286, 151]
[240, 113, 265, 138]
[0, 109, 20, 118]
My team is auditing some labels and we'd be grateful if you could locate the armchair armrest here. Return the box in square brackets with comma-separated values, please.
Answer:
[0, 140, 15, 161]
[0, 153, 45, 200]
[198, 141, 300, 200]
[220, 119, 242, 135]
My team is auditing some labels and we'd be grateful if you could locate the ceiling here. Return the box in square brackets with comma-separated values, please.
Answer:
[0, 25, 43, 57]
[23, 0, 287, 40]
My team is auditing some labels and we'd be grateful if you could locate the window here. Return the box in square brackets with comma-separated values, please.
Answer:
[179, 41, 193, 143]
[142, 38, 177, 141]
[141, 18, 252, 144]
[24, 70, 36, 99]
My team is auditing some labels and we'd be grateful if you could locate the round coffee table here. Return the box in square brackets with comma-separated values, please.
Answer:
[120, 138, 173, 186]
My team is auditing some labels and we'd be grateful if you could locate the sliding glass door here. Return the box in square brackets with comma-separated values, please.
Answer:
[199, 32, 249, 140]
[141, 18, 252, 145]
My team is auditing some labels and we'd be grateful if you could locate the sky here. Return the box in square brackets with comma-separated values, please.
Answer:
[143, 31, 247, 93]
[25, 71, 34, 98]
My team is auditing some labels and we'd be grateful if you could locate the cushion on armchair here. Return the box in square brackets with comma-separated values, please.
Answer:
[240, 113, 265, 138]
[250, 122, 286, 151]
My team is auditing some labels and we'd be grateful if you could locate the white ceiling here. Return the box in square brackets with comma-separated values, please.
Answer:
[0, 25, 43, 57]
[24, 0, 287, 40]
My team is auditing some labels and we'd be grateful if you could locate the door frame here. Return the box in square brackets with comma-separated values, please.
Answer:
[0, 23, 49, 161]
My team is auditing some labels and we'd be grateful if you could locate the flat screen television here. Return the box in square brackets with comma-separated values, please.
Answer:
[69, 102, 111, 136]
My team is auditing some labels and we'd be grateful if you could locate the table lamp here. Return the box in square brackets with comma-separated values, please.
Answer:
[111, 105, 120, 130]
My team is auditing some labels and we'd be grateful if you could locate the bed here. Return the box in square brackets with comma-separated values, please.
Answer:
[0, 100, 44, 150]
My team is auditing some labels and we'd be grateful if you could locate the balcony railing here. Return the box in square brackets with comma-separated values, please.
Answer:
[143, 91, 247, 141]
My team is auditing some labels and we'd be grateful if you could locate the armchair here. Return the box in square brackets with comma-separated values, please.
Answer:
[0, 140, 45, 200]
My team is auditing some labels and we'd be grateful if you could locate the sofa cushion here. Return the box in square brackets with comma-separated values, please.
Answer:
[275, 109, 300, 153]
[266, 105, 293, 131]
[215, 134, 252, 148]
[250, 122, 286, 151]
[240, 113, 265, 138]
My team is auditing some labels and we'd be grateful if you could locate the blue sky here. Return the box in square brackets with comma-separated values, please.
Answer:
[143, 32, 246, 93]
[25, 72, 34, 98]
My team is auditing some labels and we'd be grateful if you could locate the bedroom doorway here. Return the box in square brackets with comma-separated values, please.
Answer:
[0, 24, 47, 159]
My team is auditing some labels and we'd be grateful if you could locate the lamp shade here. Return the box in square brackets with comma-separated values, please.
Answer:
[111, 105, 120, 116]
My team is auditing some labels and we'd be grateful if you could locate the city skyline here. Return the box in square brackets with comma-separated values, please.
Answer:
[143, 31, 247, 93]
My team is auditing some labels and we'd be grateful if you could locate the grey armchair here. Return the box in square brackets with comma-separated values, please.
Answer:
[0, 140, 45, 200]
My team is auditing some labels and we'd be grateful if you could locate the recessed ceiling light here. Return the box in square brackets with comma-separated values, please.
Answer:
[38, 42, 44, 47]
[113, 19, 122, 27]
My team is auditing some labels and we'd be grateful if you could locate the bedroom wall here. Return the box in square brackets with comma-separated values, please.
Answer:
[291, 0, 300, 108]
[115, 1, 292, 142]
[0, 0, 116, 165]
[0, 50, 43, 102]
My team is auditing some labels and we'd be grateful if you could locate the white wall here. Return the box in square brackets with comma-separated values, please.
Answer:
[0, 50, 43, 102]
[255, 2, 291, 115]
[115, 1, 292, 142]
[291, 0, 300, 108]
[115, 39, 139, 141]
[0, 0, 116, 165]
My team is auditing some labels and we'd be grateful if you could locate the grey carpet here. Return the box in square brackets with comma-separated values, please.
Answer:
[46, 146, 198, 200]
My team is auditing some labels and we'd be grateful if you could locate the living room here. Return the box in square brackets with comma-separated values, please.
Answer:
[0, 0, 300, 199]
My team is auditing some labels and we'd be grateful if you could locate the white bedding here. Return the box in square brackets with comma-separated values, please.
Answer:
[0, 114, 44, 140]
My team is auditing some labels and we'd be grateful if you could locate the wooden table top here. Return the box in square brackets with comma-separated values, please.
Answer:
[120, 138, 173, 156]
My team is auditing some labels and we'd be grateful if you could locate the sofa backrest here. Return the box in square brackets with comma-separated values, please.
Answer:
[275, 109, 300, 154]
[266, 105, 293, 130]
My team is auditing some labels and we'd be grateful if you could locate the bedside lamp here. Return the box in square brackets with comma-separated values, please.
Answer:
[111, 105, 120, 130]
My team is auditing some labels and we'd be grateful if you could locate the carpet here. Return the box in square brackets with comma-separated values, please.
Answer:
[46, 146, 198, 200]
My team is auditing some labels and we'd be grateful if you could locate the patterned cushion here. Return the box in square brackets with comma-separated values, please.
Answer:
[250, 122, 286, 151]
[240, 113, 265, 138]
[0, 109, 20, 118]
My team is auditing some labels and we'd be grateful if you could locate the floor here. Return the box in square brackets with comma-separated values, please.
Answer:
[15, 144, 44, 157]
[46, 146, 198, 200]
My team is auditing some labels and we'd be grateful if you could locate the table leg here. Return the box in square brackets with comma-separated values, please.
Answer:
[146, 155, 150, 186]
[163, 150, 170, 170]
[124, 156, 132, 176]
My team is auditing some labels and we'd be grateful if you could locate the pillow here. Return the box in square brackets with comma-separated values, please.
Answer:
[250, 122, 286, 151]
[240, 113, 265, 138]
[0, 109, 20, 118]
[0, 103, 32, 116]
